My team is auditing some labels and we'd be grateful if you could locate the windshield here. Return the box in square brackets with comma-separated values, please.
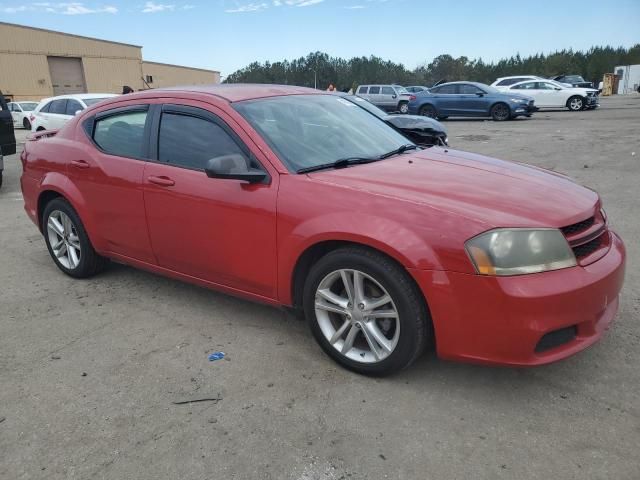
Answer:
[343, 95, 387, 119]
[83, 97, 110, 106]
[564, 75, 585, 83]
[235, 94, 412, 173]
[19, 102, 38, 111]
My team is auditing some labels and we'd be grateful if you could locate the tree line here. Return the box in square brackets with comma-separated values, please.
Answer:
[224, 45, 640, 90]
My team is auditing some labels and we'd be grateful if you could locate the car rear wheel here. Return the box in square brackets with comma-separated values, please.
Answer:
[23, 118, 31, 130]
[398, 102, 409, 114]
[419, 104, 437, 119]
[567, 96, 584, 111]
[490, 102, 510, 121]
[43, 198, 108, 278]
[303, 247, 430, 376]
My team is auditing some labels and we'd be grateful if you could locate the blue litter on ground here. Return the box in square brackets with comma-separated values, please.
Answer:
[208, 352, 225, 362]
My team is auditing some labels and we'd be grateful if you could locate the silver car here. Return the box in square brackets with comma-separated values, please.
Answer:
[355, 84, 412, 114]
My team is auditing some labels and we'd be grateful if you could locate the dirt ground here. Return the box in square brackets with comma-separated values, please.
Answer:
[1, 95, 639, 480]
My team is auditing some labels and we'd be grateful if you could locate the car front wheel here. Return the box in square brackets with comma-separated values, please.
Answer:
[398, 102, 409, 114]
[490, 103, 511, 121]
[419, 104, 437, 118]
[303, 247, 430, 376]
[43, 198, 108, 278]
[567, 95, 584, 111]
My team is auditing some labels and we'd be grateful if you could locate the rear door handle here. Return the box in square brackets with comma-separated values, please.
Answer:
[148, 175, 175, 187]
[71, 160, 90, 169]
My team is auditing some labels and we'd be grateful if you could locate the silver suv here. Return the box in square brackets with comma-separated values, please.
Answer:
[355, 84, 412, 114]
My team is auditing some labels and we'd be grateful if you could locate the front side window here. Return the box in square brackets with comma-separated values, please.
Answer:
[512, 82, 537, 90]
[369, 86, 380, 94]
[93, 110, 148, 158]
[434, 85, 457, 94]
[65, 100, 83, 116]
[234, 94, 411, 173]
[459, 84, 483, 94]
[381, 87, 395, 95]
[537, 82, 556, 90]
[159, 113, 248, 170]
[49, 100, 67, 115]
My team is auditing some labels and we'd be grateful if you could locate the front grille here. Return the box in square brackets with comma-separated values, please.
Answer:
[535, 326, 578, 353]
[561, 217, 595, 236]
[572, 235, 603, 258]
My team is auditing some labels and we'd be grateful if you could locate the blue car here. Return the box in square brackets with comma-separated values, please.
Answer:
[408, 81, 536, 121]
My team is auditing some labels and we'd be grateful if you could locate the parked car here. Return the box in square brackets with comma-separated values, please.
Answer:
[337, 93, 448, 146]
[21, 85, 625, 375]
[408, 81, 536, 121]
[552, 75, 593, 89]
[7, 101, 39, 129]
[0, 91, 17, 188]
[405, 86, 430, 94]
[506, 80, 599, 111]
[355, 84, 412, 113]
[491, 76, 547, 89]
[30, 93, 118, 131]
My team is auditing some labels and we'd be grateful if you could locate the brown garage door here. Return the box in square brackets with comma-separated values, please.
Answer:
[47, 57, 87, 96]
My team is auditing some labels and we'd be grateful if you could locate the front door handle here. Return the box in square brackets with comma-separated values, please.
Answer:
[148, 175, 175, 187]
[71, 159, 90, 169]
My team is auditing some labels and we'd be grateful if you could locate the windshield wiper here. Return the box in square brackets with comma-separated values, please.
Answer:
[379, 144, 419, 159]
[297, 156, 380, 174]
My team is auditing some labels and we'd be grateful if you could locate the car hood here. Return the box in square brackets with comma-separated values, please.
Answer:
[308, 148, 598, 229]
[383, 114, 446, 134]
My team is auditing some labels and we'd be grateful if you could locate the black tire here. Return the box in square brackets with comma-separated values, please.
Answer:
[437, 115, 448, 120]
[398, 102, 409, 114]
[419, 104, 437, 119]
[0, 171, 3, 189]
[303, 246, 431, 376]
[567, 95, 584, 111]
[23, 117, 31, 130]
[36, 126, 45, 131]
[490, 102, 510, 121]
[42, 198, 108, 278]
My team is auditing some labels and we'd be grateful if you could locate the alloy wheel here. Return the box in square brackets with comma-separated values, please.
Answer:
[314, 269, 400, 363]
[569, 97, 583, 110]
[47, 210, 81, 269]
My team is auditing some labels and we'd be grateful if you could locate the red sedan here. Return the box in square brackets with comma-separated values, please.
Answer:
[20, 85, 625, 375]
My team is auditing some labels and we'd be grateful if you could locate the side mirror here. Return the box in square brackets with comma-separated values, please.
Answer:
[205, 154, 267, 184]
[554, 87, 562, 91]
[392, 94, 397, 99]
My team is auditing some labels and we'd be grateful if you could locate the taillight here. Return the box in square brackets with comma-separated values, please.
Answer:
[409, 95, 416, 101]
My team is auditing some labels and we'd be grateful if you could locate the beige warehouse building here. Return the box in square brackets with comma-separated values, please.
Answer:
[0, 22, 220, 101]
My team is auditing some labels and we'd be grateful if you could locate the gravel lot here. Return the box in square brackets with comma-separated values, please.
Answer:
[1, 95, 639, 480]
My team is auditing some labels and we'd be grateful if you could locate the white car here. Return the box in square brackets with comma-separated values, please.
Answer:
[7, 101, 39, 129]
[491, 75, 574, 90]
[30, 93, 118, 131]
[503, 80, 599, 111]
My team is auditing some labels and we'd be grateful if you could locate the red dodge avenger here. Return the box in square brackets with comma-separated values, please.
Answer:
[20, 85, 625, 375]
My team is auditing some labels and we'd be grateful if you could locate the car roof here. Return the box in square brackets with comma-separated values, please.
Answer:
[435, 81, 489, 88]
[146, 84, 322, 103]
[48, 93, 119, 100]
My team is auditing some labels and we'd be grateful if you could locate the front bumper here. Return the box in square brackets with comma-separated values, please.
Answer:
[511, 100, 537, 116]
[585, 95, 599, 108]
[410, 231, 625, 366]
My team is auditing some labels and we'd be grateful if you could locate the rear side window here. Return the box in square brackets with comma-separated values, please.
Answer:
[158, 113, 247, 170]
[369, 86, 380, 94]
[381, 87, 394, 95]
[357, 86, 368, 94]
[65, 100, 83, 116]
[498, 78, 526, 86]
[433, 84, 457, 94]
[512, 82, 537, 90]
[49, 100, 67, 115]
[459, 84, 483, 94]
[93, 111, 148, 158]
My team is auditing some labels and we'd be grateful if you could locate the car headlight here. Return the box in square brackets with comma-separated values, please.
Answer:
[510, 98, 527, 103]
[465, 228, 576, 276]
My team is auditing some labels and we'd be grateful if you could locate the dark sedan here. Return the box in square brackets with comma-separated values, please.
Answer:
[408, 82, 536, 121]
[0, 91, 17, 188]
[338, 93, 447, 146]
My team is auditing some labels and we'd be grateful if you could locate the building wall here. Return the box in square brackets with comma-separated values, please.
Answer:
[142, 61, 220, 89]
[0, 22, 144, 101]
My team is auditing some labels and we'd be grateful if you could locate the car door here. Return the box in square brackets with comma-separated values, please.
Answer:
[510, 82, 543, 105]
[457, 84, 489, 115]
[380, 86, 397, 110]
[142, 103, 279, 298]
[536, 81, 567, 107]
[8, 103, 21, 127]
[429, 84, 458, 115]
[356, 86, 370, 101]
[70, 104, 156, 263]
[48, 99, 72, 129]
[0, 94, 16, 156]
[367, 86, 382, 107]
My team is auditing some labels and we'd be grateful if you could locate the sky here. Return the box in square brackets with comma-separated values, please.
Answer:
[1, 0, 639, 78]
